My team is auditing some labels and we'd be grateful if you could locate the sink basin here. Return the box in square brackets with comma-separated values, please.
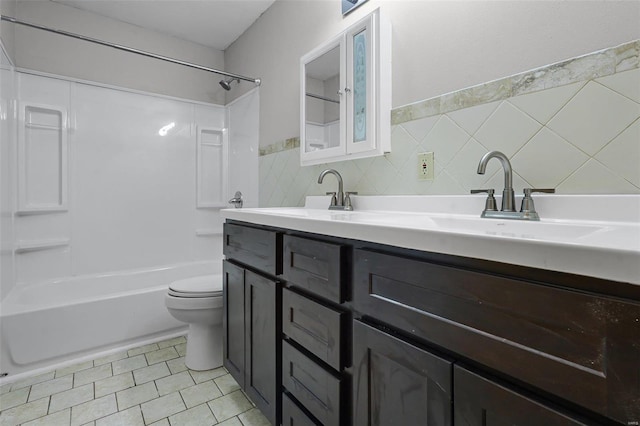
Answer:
[428, 216, 608, 242]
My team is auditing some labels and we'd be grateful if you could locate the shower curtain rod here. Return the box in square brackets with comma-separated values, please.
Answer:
[0, 15, 261, 86]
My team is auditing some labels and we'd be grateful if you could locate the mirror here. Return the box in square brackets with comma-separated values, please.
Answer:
[304, 44, 341, 153]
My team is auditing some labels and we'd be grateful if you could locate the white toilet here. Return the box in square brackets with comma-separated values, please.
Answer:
[165, 275, 223, 371]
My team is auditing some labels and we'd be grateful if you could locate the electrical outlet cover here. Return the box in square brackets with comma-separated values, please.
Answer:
[417, 152, 434, 180]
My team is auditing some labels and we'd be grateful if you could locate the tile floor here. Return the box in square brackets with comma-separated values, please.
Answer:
[0, 336, 270, 426]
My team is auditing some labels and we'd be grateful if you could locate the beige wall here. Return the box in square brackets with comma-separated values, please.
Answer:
[10, 0, 226, 103]
[0, 0, 16, 62]
[225, 0, 640, 148]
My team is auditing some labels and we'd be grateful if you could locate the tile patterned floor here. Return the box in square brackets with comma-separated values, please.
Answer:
[0, 336, 270, 426]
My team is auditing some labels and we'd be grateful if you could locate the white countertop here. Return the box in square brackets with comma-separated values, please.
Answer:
[221, 195, 640, 285]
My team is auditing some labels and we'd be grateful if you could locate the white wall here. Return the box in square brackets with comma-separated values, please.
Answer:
[0, 46, 15, 299]
[8, 72, 232, 285]
[11, 0, 226, 104]
[225, 0, 640, 148]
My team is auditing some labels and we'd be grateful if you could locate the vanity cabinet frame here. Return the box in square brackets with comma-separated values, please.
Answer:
[300, 8, 391, 166]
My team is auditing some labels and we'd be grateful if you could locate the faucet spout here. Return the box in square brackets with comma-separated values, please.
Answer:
[318, 169, 344, 207]
[477, 151, 515, 212]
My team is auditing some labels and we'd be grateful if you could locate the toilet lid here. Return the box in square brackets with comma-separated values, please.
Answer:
[168, 275, 222, 298]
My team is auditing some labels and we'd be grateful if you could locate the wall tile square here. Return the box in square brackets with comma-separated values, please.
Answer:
[595, 119, 640, 186]
[420, 115, 470, 165]
[548, 81, 640, 155]
[447, 101, 500, 134]
[596, 68, 640, 102]
[512, 128, 589, 189]
[558, 159, 639, 194]
[508, 82, 583, 124]
[474, 102, 541, 157]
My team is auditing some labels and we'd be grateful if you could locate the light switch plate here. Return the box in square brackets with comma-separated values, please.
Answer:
[417, 152, 434, 180]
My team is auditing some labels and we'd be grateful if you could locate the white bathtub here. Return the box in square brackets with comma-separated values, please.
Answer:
[0, 261, 220, 379]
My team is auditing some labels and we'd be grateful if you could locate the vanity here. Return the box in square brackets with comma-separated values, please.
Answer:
[221, 195, 640, 426]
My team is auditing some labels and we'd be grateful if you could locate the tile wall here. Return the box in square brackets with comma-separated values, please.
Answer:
[259, 41, 640, 207]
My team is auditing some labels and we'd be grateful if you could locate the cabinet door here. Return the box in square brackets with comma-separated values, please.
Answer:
[353, 320, 453, 426]
[454, 366, 588, 426]
[345, 12, 375, 155]
[223, 260, 245, 387]
[245, 270, 280, 426]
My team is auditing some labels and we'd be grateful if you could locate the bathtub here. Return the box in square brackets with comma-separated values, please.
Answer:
[0, 260, 220, 380]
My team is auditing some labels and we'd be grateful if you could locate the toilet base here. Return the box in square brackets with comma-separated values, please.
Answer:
[184, 323, 223, 371]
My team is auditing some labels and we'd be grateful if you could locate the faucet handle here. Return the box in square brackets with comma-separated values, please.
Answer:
[471, 189, 497, 212]
[521, 188, 555, 213]
[344, 192, 357, 211]
[523, 188, 555, 196]
[326, 192, 338, 206]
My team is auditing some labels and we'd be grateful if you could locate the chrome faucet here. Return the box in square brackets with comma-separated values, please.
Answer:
[472, 151, 555, 220]
[477, 151, 515, 212]
[318, 169, 356, 211]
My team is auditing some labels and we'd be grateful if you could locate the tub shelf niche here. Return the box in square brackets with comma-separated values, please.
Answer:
[196, 126, 228, 209]
[15, 238, 70, 254]
[17, 102, 69, 215]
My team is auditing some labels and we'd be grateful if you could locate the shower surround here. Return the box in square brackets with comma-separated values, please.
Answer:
[0, 65, 259, 379]
[259, 40, 639, 206]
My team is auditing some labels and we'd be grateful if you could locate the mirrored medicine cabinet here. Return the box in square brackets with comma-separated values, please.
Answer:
[300, 9, 391, 166]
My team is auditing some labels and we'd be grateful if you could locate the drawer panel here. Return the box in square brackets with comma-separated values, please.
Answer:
[282, 235, 345, 303]
[283, 392, 320, 426]
[353, 249, 640, 424]
[283, 288, 344, 371]
[282, 340, 342, 425]
[454, 366, 588, 425]
[223, 223, 281, 275]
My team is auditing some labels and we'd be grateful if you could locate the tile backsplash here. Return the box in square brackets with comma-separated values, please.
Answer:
[260, 41, 639, 207]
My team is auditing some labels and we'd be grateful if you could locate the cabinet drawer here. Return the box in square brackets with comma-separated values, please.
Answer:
[353, 249, 640, 424]
[282, 235, 345, 303]
[223, 223, 281, 275]
[283, 288, 344, 371]
[454, 366, 587, 425]
[282, 340, 342, 425]
[283, 392, 320, 426]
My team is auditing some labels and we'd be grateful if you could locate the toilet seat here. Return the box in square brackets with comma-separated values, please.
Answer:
[168, 275, 222, 298]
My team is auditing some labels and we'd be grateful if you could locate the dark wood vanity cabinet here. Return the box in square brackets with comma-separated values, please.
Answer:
[352, 320, 453, 425]
[223, 220, 640, 426]
[353, 248, 640, 425]
[222, 224, 282, 426]
[280, 235, 349, 426]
